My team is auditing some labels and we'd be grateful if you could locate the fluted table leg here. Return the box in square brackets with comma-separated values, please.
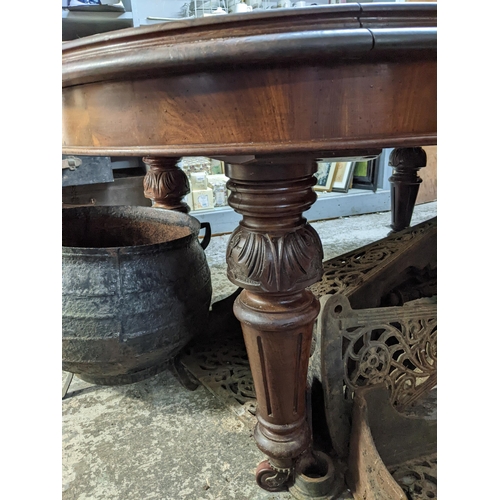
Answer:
[225, 158, 324, 491]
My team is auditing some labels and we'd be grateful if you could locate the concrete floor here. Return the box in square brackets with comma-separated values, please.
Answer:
[62, 202, 437, 500]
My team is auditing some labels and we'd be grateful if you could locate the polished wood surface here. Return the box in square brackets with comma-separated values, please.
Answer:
[416, 146, 437, 204]
[62, 3, 436, 86]
[62, 62, 436, 157]
[226, 158, 324, 488]
[62, 3, 436, 159]
[62, 3, 437, 492]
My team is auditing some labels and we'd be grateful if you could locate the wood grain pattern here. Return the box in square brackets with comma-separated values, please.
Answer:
[62, 3, 436, 158]
[237, 290, 319, 469]
[416, 145, 437, 204]
[62, 61, 436, 157]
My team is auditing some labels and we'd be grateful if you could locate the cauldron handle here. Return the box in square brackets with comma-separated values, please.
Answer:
[199, 222, 211, 250]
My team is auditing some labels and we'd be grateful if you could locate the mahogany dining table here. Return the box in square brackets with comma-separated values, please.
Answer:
[62, 2, 436, 493]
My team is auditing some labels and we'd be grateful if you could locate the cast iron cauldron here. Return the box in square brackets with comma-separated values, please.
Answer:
[62, 206, 212, 385]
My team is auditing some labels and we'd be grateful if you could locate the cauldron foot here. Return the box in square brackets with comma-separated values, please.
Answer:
[169, 356, 200, 391]
[62, 372, 74, 400]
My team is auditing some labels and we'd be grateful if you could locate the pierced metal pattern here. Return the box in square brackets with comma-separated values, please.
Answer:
[311, 292, 437, 471]
[320, 294, 437, 413]
[389, 455, 437, 500]
[343, 307, 437, 410]
[180, 329, 257, 428]
[309, 218, 436, 298]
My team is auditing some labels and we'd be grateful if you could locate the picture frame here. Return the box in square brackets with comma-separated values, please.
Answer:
[313, 162, 336, 191]
[352, 158, 380, 191]
[331, 161, 355, 193]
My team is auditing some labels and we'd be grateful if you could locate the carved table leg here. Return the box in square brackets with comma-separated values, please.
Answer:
[389, 147, 427, 232]
[225, 159, 324, 491]
[143, 156, 190, 213]
[143, 156, 196, 391]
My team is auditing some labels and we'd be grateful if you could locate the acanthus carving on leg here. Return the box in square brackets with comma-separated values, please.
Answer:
[143, 156, 190, 213]
[225, 159, 324, 490]
[389, 147, 427, 232]
[227, 224, 323, 293]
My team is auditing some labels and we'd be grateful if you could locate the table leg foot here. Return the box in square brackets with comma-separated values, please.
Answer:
[256, 460, 291, 492]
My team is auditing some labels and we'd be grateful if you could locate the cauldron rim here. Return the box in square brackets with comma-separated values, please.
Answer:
[62, 205, 201, 256]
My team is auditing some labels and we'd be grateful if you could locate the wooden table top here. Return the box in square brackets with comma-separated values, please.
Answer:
[62, 2, 436, 159]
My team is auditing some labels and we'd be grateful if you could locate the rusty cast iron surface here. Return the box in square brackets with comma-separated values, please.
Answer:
[62, 206, 212, 385]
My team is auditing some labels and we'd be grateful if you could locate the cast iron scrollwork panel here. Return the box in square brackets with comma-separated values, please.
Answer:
[389, 455, 437, 500]
[343, 313, 437, 410]
[318, 293, 437, 413]
[309, 218, 436, 300]
[180, 329, 257, 425]
[310, 292, 437, 462]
